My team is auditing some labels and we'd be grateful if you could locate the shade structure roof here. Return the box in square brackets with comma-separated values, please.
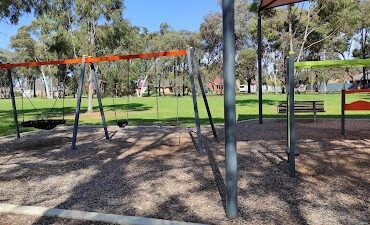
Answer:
[259, 0, 308, 11]
[295, 59, 370, 69]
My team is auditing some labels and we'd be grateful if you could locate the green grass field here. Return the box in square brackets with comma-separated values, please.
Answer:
[0, 93, 369, 136]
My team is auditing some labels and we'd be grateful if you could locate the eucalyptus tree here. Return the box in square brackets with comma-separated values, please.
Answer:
[352, 0, 370, 86]
[73, 0, 124, 112]
[200, 0, 254, 89]
[236, 48, 257, 93]
[0, 49, 15, 98]
[0, 0, 41, 24]
[10, 25, 45, 97]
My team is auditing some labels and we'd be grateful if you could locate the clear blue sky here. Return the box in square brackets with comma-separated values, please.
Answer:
[0, 0, 220, 50]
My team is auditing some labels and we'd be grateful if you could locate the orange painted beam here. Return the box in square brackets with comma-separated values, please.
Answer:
[86, 50, 187, 63]
[0, 58, 83, 69]
[343, 89, 370, 94]
[0, 49, 187, 69]
[345, 100, 370, 111]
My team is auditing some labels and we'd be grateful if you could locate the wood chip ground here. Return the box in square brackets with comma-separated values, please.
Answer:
[0, 119, 369, 225]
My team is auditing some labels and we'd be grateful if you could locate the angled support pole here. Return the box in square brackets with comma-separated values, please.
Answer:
[91, 63, 109, 140]
[186, 48, 204, 154]
[71, 56, 86, 150]
[7, 69, 20, 138]
[223, 0, 238, 219]
[191, 49, 218, 142]
[286, 53, 296, 177]
[257, 11, 263, 124]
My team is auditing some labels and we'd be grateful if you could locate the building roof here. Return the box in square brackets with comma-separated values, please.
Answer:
[259, 0, 308, 11]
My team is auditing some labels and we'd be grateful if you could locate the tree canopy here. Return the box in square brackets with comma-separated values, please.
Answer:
[0, 0, 369, 97]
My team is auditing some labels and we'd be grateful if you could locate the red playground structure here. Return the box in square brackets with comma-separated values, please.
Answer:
[341, 89, 370, 134]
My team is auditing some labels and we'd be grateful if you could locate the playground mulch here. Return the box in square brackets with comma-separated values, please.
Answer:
[0, 119, 369, 225]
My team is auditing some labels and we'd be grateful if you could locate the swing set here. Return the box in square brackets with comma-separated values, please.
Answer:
[109, 57, 182, 128]
[15, 71, 67, 130]
[1, 48, 218, 151]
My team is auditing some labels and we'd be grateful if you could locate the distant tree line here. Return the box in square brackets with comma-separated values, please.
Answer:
[0, 0, 369, 104]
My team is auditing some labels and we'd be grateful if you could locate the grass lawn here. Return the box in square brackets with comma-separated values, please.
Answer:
[0, 92, 369, 136]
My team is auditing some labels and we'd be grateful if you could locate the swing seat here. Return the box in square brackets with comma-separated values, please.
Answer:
[117, 120, 128, 128]
[22, 119, 66, 130]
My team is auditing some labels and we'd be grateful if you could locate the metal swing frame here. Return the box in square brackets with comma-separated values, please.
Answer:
[1, 49, 218, 154]
[70, 49, 217, 151]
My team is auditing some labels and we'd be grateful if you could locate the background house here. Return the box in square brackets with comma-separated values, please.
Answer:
[207, 76, 223, 95]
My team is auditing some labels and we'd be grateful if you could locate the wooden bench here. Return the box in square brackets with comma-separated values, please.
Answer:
[277, 100, 325, 121]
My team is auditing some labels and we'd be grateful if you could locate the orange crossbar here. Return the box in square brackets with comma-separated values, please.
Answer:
[86, 50, 187, 63]
[0, 58, 83, 69]
[0, 49, 187, 69]
[343, 89, 370, 94]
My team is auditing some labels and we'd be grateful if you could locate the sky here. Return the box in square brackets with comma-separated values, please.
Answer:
[0, 0, 220, 50]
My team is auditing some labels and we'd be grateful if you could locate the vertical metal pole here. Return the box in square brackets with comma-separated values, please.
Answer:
[187, 48, 204, 154]
[287, 53, 296, 177]
[126, 60, 130, 120]
[7, 69, 20, 139]
[223, 0, 238, 219]
[191, 48, 218, 142]
[155, 60, 160, 123]
[341, 89, 345, 135]
[91, 63, 109, 140]
[71, 56, 86, 150]
[257, 11, 263, 124]
[174, 59, 179, 126]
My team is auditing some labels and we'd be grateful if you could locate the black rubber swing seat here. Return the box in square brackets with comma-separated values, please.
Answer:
[117, 120, 128, 128]
[21, 119, 66, 130]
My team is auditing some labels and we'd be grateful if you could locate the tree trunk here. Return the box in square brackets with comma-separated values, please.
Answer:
[311, 82, 314, 93]
[50, 78, 53, 98]
[87, 17, 97, 112]
[288, 5, 294, 52]
[361, 28, 368, 88]
[362, 67, 367, 88]
[33, 78, 36, 97]
[182, 73, 185, 96]
[247, 78, 251, 93]
[273, 73, 278, 94]
[87, 68, 94, 112]
[40, 66, 52, 99]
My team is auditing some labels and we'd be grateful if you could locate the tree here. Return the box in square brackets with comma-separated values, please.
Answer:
[0, 0, 39, 24]
[200, 0, 253, 88]
[200, 12, 222, 70]
[236, 48, 257, 93]
[352, 0, 370, 87]
[10, 26, 42, 97]
[159, 22, 170, 35]
[74, 0, 124, 112]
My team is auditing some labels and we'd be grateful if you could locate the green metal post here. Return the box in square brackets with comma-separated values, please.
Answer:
[258, 11, 263, 124]
[341, 90, 345, 135]
[7, 69, 20, 138]
[287, 53, 296, 177]
[186, 48, 204, 154]
[191, 48, 218, 142]
[71, 56, 86, 150]
[90, 63, 109, 140]
[223, 0, 238, 219]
